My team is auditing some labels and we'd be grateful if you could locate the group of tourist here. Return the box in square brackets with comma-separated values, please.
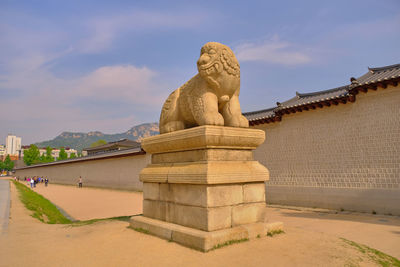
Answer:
[24, 176, 49, 188]
[17, 175, 84, 189]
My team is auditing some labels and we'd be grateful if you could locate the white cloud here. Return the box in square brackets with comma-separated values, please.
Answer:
[1, 8, 202, 143]
[0, 63, 166, 144]
[235, 38, 311, 65]
[78, 9, 207, 54]
[74, 65, 163, 104]
[78, 19, 117, 54]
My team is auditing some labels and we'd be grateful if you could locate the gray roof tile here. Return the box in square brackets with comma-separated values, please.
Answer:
[277, 85, 349, 110]
[354, 63, 400, 86]
[243, 107, 275, 121]
[83, 139, 140, 152]
[244, 63, 399, 123]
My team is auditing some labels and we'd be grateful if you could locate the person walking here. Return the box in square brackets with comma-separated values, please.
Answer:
[78, 176, 83, 188]
[30, 177, 34, 189]
[45, 177, 49, 187]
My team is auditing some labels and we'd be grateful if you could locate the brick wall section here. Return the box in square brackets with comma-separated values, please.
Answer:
[15, 153, 151, 191]
[252, 85, 400, 215]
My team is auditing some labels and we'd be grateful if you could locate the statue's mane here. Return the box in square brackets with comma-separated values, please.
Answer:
[220, 48, 240, 78]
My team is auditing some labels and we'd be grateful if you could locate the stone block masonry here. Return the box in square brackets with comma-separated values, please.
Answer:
[130, 126, 283, 251]
[253, 85, 400, 215]
[142, 182, 266, 231]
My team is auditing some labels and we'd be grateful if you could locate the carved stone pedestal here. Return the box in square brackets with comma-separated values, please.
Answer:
[130, 125, 283, 251]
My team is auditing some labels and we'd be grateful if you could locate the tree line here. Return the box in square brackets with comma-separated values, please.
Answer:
[3, 140, 107, 169]
[23, 145, 82, 166]
[0, 155, 14, 172]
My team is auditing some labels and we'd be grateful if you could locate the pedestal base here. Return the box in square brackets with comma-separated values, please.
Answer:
[130, 215, 283, 252]
[134, 126, 283, 251]
[142, 182, 268, 231]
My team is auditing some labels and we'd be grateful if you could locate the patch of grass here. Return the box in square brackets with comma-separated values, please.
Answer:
[267, 229, 285, 237]
[71, 215, 131, 227]
[208, 238, 249, 251]
[341, 238, 400, 267]
[13, 181, 137, 226]
[13, 181, 71, 224]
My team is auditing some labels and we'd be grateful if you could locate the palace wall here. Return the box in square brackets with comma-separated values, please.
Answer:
[15, 151, 150, 191]
[252, 85, 400, 215]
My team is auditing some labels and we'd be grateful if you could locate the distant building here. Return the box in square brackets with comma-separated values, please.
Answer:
[20, 146, 78, 160]
[5, 134, 21, 160]
[0, 145, 6, 161]
[43, 147, 78, 159]
[83, 139, 140, 156]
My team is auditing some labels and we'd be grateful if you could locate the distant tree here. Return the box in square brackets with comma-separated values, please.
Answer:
[23, 145, 40, 166]
[69, 152, 76, 159]
[39, 154, 46, 162]
[0, 160, 4, 171]
[57, 147, 68, 160]
[3, 155, 14, 171]
[44, 146, 54, 162]
[77, 152, 83, 157]
[90, 139, 107, 148]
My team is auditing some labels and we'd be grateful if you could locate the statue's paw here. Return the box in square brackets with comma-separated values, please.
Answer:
[203, 113, 224, 126]
[224, 117, 240, 127]
[161, 121, 185, 133]
[224, 115, 249, 128]
[239, 115, 249, 128]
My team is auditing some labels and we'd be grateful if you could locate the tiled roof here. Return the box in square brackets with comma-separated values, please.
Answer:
[277, 85, 349, 110]
[244, 63, 400, 125]
[242, 85, 351, 123]
[353, 63, 400, 87]
[243, 107, 275, 122]
[84, 139, 140, 152]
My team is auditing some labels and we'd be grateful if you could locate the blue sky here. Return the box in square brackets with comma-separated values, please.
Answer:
[1, 0, 399, 144]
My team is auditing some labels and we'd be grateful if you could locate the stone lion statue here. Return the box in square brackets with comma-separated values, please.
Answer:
[159, 42, 249, 134]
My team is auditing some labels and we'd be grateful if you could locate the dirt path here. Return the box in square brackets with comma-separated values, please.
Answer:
[25, 181, 400, 259]
[29, 182, 143, 220]
[0, 183, 382, 267]
[266, 205, 400, 259]
[0, 180, 10, 234]
[1, 182, 396, 266]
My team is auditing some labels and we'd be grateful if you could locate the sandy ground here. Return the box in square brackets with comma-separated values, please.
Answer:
[0, 181, 399, 266]
[266, 205, 400, 260]
[30, 182, 143, 220]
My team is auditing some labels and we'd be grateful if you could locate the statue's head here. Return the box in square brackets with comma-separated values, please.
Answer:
[197, 42, 240, 94]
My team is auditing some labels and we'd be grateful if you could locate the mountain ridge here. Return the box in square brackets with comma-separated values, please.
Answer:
[34, 122, 159, 151]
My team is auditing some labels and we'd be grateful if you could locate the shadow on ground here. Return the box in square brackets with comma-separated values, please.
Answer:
[274, 208, 400, 227]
